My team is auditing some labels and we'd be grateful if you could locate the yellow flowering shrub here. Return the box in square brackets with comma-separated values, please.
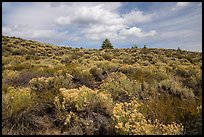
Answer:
[2, 36, 202, 135]
[29, 77, 55, 92]
[54, 86, 113, 114]
[2, 69, 20, 80]
[112, 99, 184, 135]
[29, 73, 75, 93]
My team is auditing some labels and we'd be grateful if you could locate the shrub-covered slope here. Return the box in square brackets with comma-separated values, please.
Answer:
[2, 36, 202, 135]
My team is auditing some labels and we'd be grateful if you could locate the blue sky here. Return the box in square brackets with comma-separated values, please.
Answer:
[2, 2, 202, 51]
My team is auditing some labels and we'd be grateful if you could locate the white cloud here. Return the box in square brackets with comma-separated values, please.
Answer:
[119, 27, 157, 38]
[172, 2, 190, 11]
[2, 25, 80, 46]
[54, 2, 122, 11]
[83, 24, 126, 40]
[55, 4, 125, 27]
[2, 26, 12, 35]
[56, 16, 71, 25]
[53, 3, 155, 41]
[123, 10, 155, 24]
[176, 2, 190, 7]
[2, 2, 201, 51]
[2, 2, 158, 45]
[3, 26, 48, 39]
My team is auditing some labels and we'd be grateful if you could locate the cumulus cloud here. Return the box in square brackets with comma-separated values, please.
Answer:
[2, 25, 80, 46]
[2, 2, 201, 51]
[123, 10, 155, 24]
[55, 4, 124, 27]
[2, 2, 157, 43]
[119, 27, 157, 38]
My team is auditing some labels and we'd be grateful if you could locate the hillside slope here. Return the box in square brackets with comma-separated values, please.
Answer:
[2, 36, 202, 135]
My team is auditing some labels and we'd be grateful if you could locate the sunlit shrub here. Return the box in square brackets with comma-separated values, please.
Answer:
[112, 99, 184, 135]
[175, 65, 196, 78]
[99, 72, 142, 102]
[158, 78, 195, 99]
[53, 71, 75, 90]
[89, 55, 101, 61]
[14, 62, 34, 71]
[29, 71, 74, 93]
[2, 87, 40, 135]
[111, 58, 123, 64]
[142, 60, 151, 66]
[54, 86, 113, 115]
[60, 54, 73, 64]
[11, 48, 22, 55]
[89, 67, 104, 81]
[71, 66, 95, 87]
[2, 69, 19, 80]
[121, 55, 134, 64]
[2, 36, 202, 135]
[3, 56, 26, 70]
[118, 64, 135, 74]
[2, 87, 35, 118]
[54, 86, 114, 135]
[96, 60, 119, 74]
[141, 90, 201, 135]
[29, 77, 55, 92]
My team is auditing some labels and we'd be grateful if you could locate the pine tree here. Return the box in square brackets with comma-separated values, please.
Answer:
[177, 47, 182, 52]
[101, 38, 113, 49]
[143, 44, 147, 49]
[132, 44, 138, 49]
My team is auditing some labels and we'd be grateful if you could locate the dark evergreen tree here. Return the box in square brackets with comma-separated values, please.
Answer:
[177, 47, 182, 52]
[132, 44, 138, 49]
[143, 44, 147, 49]
[101, 38, 113, 49]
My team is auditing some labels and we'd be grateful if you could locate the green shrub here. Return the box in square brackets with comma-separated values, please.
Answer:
[60, 55, 73, 64]
[2, 36, 202, 135]
[99, 72, 142, 102]
[112, 99, 184, 135]
[53, 72, 75, 90]
[2, 87, 39, 135]
[74, 69, 94, 86]
[89, 67, 104, 81]
[158, 78, 195, 99]
[29, 77, 55, 92]
[2, 87, 34, 118]
[141, 91, 201, 135]
[96, 60, 119, 74]
[14, 62, 34, 71]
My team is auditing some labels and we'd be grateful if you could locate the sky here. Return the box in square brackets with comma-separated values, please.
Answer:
[2, 2, 202, 52]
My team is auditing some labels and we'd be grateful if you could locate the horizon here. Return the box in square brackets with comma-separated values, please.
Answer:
[2, 2, 202, 52]
[3, 35, 201, 53]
